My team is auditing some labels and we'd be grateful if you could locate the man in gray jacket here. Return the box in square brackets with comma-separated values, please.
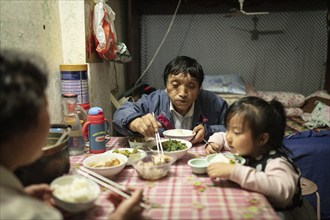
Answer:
[113, 56, 228, 144]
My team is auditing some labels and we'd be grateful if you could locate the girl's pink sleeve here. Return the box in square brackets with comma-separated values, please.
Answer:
[207, 132, 231, 152]
[229, 158, 299, 208]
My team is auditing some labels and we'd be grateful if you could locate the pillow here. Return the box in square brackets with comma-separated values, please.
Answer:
[245, 83, 258, 96]
[302, 96, 330, 113]
[256, 91, 305, 108]
[302, 90, 330, 113]
[202, 74, 246, 95]
[285, 107, 303, 117]
[306, 90, 330, 100]
[302, 101, 330, 128]
[218, 94, 246, 105]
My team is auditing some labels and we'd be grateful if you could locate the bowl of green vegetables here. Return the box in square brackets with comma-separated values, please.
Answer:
[150, 138, 192, 160]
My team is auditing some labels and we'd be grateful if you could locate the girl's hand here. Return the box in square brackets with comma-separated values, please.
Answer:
[207, 162, 235, 180]
[205, 142, 221, 155]
[24, 184, 53, 206]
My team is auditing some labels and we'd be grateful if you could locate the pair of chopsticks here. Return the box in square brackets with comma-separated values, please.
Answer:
[77, 166, 149, 209]
[203, 139, 221, 153]
[152, 112, 164, 163]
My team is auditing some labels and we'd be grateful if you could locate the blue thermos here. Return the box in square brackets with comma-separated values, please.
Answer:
[82, 107, 110, 153]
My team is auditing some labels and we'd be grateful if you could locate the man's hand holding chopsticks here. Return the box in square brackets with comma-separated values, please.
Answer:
[129, 113, 162, 137]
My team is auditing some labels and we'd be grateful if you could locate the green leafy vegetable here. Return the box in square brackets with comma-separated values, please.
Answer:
[152, 139, 187, 152]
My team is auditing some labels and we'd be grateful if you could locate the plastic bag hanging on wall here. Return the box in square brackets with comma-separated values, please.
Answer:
[93, 0, 131, 63]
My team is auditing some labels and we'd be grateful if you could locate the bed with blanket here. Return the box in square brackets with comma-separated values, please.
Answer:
[202, 75, 330, 219]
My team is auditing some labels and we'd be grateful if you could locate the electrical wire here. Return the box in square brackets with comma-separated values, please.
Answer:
[134, 0, 182, 88]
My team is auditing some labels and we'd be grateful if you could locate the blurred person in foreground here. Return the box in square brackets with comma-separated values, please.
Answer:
[113, 56, 228, 144]
[0, 49, 143, 220]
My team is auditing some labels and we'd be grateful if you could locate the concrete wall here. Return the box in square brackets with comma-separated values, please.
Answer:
[0, 0, 63, 122]
[0, 0, 127, 134]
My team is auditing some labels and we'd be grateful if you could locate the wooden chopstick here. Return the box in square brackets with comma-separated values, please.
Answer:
[80, 166, 126, 192]
[152, 112, 164, 162]
[155, 130, 165, 163]
[155, 132, 160, 155]
[77, 167, 149, 209]
[203, 139, 221, 153]
[156, 132, 164, 158]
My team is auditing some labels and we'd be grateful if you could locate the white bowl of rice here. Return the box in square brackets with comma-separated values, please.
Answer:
[50, 175, 100, 213]
[163, 129, 196, 141]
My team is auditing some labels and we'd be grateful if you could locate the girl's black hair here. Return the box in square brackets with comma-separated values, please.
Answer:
[224, 96, 287, 150]
[163, 56, 204, 87]
[0, 49, 48, 143]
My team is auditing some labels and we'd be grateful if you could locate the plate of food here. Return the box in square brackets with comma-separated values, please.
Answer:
[130, 152, 177, 180]
[109, 148, 147, 166]
[82, 152, 127, 177]
[127, 136, 155, 149]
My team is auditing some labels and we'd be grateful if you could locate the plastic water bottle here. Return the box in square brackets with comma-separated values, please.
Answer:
[61, 93, 87, 127]
[62, 94, 86, 155]
[82, 107, 110, 154]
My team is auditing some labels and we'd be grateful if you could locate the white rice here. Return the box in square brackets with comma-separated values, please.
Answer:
[53, 178, 96, 203]
[209, 154, 231, 164]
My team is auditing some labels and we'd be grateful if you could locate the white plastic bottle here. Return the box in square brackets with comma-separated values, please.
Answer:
[62, 94, 86, 155]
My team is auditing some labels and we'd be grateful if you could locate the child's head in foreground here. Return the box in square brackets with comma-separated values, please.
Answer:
[0, 49, 50, 169]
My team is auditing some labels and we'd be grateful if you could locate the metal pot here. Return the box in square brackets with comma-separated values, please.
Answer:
[15, 124, 71, 186]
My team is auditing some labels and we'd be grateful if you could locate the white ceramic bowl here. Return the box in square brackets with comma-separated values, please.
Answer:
[188, 158, 208, 174]
[131, 152, 176, 180]
[50, 175, 100, 213]
[150, 138, 192, 160]
[128, 136, 155, 150]
[108, 148, 147, 166]
[163, 129, 196, 141]
[207, 153, 246, 165]
[82, 152, 127, 177]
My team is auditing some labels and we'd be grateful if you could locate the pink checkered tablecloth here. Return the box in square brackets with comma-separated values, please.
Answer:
[69, 137, 280, 220]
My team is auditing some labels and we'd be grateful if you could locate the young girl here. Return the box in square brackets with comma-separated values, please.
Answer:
[207, 96, 316, 219]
